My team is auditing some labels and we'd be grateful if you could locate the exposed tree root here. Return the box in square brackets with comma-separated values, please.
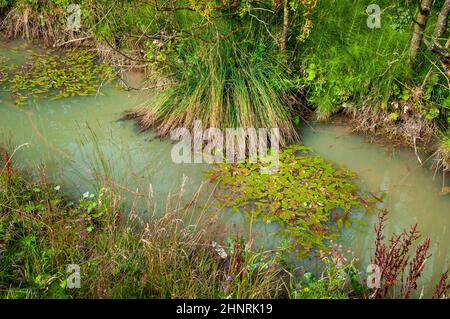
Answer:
[342, 105, 449, 177]
[346, 106, 436, 149]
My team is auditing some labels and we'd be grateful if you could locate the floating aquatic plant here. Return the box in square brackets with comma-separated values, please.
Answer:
[4, 49, 115, 105]
[208, 145, 368, 255]
[0, 55, 9, 87]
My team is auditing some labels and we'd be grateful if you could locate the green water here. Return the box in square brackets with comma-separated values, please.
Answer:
[301, 124, 450, 297]
[0, 40, 211, 211]
[1, 41, 449, 297]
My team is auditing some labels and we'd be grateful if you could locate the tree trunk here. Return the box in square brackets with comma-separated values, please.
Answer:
[434, 0, 450, 39]
[409, 0, 434, 66]
[424, 1, 450, 80]
[281, 0, 289, 51]
[431, 1, 450, 79]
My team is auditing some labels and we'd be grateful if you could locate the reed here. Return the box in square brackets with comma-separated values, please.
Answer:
[126, 38, 298, 146]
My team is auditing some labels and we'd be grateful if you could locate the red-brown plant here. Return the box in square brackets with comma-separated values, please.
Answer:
[433, 271, 450, 299]
[371, 210, 432, 299]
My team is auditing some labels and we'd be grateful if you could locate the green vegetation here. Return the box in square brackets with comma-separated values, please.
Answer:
[0, 49, 114, 105]
[297, 0, 449, 149]
[434, 131, 450, 172]
[2, 158, 448, 299]
[0, 159, 288, 298]
[128, 37, 298, 144]
[2, 0, 309, 144]
[291, 243, 362, 299]
[297, 0, 413, 116]
[0, 0, 448, 149]
[439, 131, 450, 156]
[209, 145, 367, 255]
[0, 0, 449, 300]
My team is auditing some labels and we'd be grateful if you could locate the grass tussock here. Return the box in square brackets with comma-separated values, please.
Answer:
[433, 131, 450, 173]
[126, 39, 298, 145]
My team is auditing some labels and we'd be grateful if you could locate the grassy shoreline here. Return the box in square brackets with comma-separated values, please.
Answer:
[0, 156, 291, 298]
[1, 145, 449, 299]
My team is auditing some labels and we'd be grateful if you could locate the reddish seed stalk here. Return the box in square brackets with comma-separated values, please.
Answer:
[404, 238, 431, 299]
[433, 271, 450, 299]
[371, 210, 431, 299]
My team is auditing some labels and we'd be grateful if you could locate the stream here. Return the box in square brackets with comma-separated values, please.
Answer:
[301, 123, 450, 297]
[1, 40, 449, 297]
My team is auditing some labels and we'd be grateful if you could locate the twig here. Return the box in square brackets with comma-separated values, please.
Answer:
[55, 36, 93, 47]
[102, 38, 150, 63]
[0, 143, 31, 176]
[413, 136, 423, 166]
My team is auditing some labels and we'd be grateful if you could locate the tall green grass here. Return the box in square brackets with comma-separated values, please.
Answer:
[297, 0, 449, 122]
[128, 35, 298, 145]
[298, 0, 417, 118]
[434, 130, 450, 172]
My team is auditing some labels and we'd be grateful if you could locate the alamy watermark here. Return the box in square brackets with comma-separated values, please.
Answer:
[366, 264, 381, 289]
[367, 4, 381, 29]
[170, 120, 280, 174]
[66, 264, 81, 289]
[67, 4, 81, 31]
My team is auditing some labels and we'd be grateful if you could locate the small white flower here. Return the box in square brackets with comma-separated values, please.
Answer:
[54, 185, 61, 191]
[89, 193, 95, 199]
[83, 192, 90, 199]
